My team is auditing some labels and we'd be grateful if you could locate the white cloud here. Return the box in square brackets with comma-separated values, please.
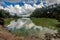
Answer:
[0, 6, 3, 9]
[1, 0, 59, 17]
[46, 0, 60, 4]
[0, 3, 43, 16]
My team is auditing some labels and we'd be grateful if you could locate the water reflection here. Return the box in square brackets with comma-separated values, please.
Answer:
[7, 18, 57, 33]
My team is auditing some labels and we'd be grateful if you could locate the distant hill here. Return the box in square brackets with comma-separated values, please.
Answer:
[30, 3, 60, 21]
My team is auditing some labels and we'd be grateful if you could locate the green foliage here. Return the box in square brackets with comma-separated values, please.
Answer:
[30, 4, 60, 30]
[4, 18, 11, 25]
[31, 18, 60, 29]
[0, 9, 19, 25]
[30, 4, 60, 21]
[57, 27, 60, 33]
[0, 9, 10, 18]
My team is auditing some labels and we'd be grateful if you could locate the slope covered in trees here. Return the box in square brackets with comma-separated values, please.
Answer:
[30, 3, 60, 21]
[30, 3, 60, 29]
[0, 9, 19, 25]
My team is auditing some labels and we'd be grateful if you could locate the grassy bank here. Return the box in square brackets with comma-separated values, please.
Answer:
[31, 18, 60, 29]
[4, 18, 19, 25]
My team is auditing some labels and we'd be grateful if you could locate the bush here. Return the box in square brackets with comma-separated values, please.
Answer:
[56, 24, 60, 28]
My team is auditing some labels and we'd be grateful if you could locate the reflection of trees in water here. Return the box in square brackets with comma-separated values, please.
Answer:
[7, 18, 57, 37]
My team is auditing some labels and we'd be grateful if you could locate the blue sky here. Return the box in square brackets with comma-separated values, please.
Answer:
[0, 0, 60, 7]
[0, 0, 43, 7]
[0, 0, 60, 16]
[0, 0, 24, 7]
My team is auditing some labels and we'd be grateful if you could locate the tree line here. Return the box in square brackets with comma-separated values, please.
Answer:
[30, 3, 60, 29]
[30, 3, 60, 21]
[0, 9, 19, 25]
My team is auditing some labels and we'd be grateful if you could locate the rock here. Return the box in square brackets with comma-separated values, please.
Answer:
[55, 33, 60, 38]
[44, 33, 56, 40]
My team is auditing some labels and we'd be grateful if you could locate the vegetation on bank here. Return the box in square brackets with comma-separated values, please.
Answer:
[31, 18, 60, 29]
[30, 4, 60, 21]
[4, 18, 19, 25]
[30, 4, 60, 29]
[0, 9, 19, 25]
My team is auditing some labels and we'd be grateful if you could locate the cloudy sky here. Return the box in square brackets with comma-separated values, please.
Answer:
[0, 0, 60, 3]
[0, 0, 60, 17]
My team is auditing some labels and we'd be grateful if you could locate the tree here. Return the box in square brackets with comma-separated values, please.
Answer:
[30, 4, 60, 21]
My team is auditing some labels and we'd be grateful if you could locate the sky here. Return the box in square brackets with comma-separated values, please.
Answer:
[0, 0, 46, 7]
[0, 0, 45, 16]
[0, 0, 60, 16]
[0, 0, 60, 6]
[0, 0, 60, 3]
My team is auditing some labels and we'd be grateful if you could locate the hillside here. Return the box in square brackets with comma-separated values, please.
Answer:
[30, 3, 60, 29]
[30, 3, 60, 21]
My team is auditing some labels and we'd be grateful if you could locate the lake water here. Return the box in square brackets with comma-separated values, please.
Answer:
[6, 18, 57, 35]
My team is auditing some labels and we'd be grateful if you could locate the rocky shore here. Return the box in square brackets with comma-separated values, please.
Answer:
[0, 25, 25, 40]
[0, 25, 60, 40]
